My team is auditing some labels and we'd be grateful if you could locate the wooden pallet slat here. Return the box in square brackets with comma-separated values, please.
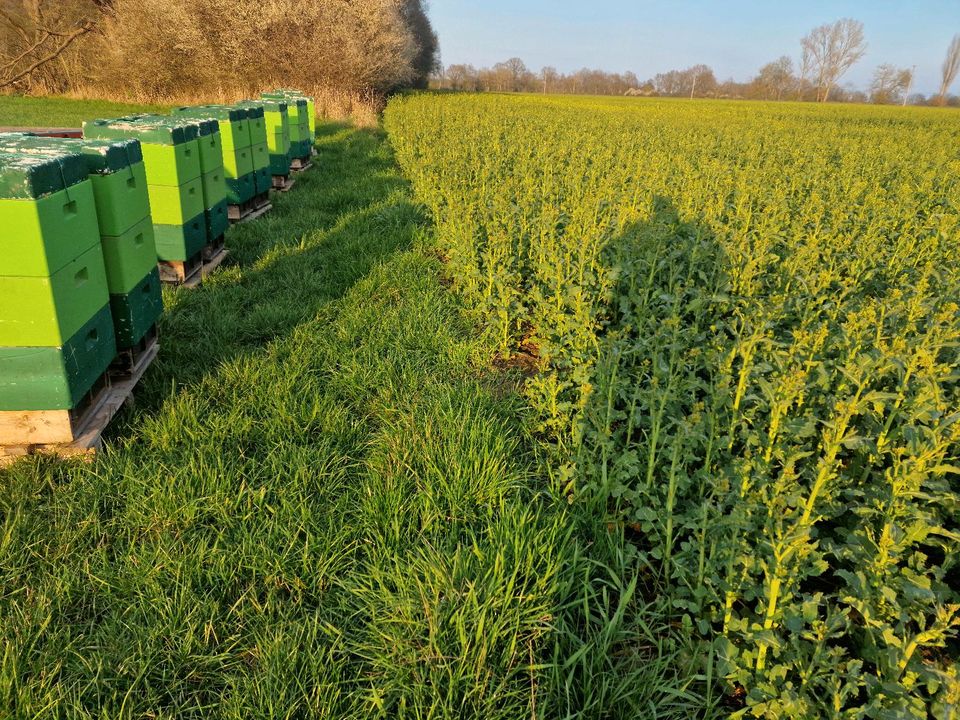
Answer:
[0, 339, 158, 465]
[272, 175, 295, 192]
[290, 157, 312, 172]
[228, 192, 272, 224]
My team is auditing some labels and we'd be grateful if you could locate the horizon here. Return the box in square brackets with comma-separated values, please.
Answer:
[429, 0, 960, 96]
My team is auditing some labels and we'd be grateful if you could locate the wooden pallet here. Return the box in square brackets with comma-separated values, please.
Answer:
[290, 157, 312, 172]
[158, 237, 228, 288]
[0, 339, 158, 466]
[181, 247, 229, 289]
[202, 233, 226, 261]
[0, 126, 81, 138]
[272, 175, 295, 192]
[158, 249, 203, 286]
[111, 324, 159, 378]
[228, 192, 272, 223]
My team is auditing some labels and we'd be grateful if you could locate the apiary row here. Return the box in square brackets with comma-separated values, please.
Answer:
[0, 90, 315, 458]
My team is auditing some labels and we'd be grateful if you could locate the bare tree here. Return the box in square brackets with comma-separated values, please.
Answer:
[691, 64, 717, 98]
[540, 66, 558, 93]
[446, 63, 475, 91]
[800, 18, 867, 102]
[501, 57, 527, 92]
[0, 0, 107, 91]
[937, 34, 960, 106]
[755, 56, 795, 100]
[870, 64, 912, 104]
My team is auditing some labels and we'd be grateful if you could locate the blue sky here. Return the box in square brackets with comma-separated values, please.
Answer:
[428, 1, 959, 95]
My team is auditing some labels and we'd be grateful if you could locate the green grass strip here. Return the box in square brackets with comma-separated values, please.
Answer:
[0, 121, 712, 719]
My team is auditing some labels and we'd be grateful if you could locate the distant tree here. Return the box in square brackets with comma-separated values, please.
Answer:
[401, 0, 439, 89]
[540, 66, 558, 93]
[937, 34, 960, 106]
[654, 69, 686, 96]
[755, 56, 795, 100]
[870, 64, 912, 104]
[687, 64, 717, 98]
[502, 57, 527, 91]
[801, 18, 867, 102]
[447, 63, 477, 91]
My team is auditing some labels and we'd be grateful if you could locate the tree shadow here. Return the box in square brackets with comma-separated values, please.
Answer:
[118, 125, 425, 417]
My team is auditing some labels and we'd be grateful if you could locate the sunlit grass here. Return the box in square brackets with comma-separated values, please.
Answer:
[0, 104, 715, 718]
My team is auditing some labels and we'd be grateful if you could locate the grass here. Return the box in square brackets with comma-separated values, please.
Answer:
[0, 96, 715, 718]
[0, 94, 170, 127]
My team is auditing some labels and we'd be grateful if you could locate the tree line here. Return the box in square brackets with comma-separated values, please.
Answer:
[0, 0, 438, 116]
[437, 20, 960, 107]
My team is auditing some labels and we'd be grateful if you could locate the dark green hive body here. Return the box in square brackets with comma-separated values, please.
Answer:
[0, 305, 116, 411]
[109, 268, 163, 349]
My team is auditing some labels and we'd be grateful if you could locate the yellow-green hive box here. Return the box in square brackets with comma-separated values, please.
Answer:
[0, 243, 110, 346]
[0, 150, 101, 278]
[0, 134, 150, 237]
[100, 216, 159, 295]
[263, 90, 315, 136]
[173, 105, 250, 152]
[193, 118, 224, 174]
[83, 116, 202, 187]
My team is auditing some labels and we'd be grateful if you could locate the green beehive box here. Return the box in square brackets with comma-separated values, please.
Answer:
[222, 144, 254, 181]
[174, 105, 250, 151]
[0, 243, 110, 347]
[147, 176, 204, 226]
[84, 117, 202, 187]
[206, 199, 228, 240]
[251, 142, 269, 171]
[89, 160, 151, 236]
[201, 167, 227, 209]
[0, 151, 101, 278]
[265, 95, 309, 157]
[252, 166, 270, 195]
[241, 104, 267, 147]
[226, 173, 256, 205]
[245, 99, 290, 175]
[251, 143, 270, 193]
[0, 305, 116, 411]
[100, 216, 158, 295]
[192, 118, 223, 174]
[264, 90, 315, 136]
[0, 135, 150, 238]
[154, 215, 206, 263]
[270, 128, 292, 176]
[109, 267, 163, 349]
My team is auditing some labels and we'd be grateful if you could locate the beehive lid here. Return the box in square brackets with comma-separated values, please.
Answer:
[173, 105, 248, 122]
[83, 115, 198, 145]
[0, 134, 143, 175]
[0, 148, 89, 198]
[261, 92, 307, 108]
[242, 98, 286, 113]
[192, 117, 219, 137]
[152, 114, 209, 137]
[238, 103, 264, 120]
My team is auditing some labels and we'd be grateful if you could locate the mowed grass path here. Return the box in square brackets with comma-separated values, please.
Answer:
[0, 95, 170, 127]
[0, 104, 711, 718]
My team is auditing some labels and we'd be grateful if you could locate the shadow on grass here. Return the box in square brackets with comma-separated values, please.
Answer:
[129, 125, 423, 413]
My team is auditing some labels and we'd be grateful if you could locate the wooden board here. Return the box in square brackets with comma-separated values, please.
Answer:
[0, 126, 82, 138]
[272, 175, 295, 192]
[290, 158, 313, 172]
[181, 248, 229, 289]
[0, 340, 158, 464]
[158, 251, 203, 286]
[228, 192, 271, 222]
